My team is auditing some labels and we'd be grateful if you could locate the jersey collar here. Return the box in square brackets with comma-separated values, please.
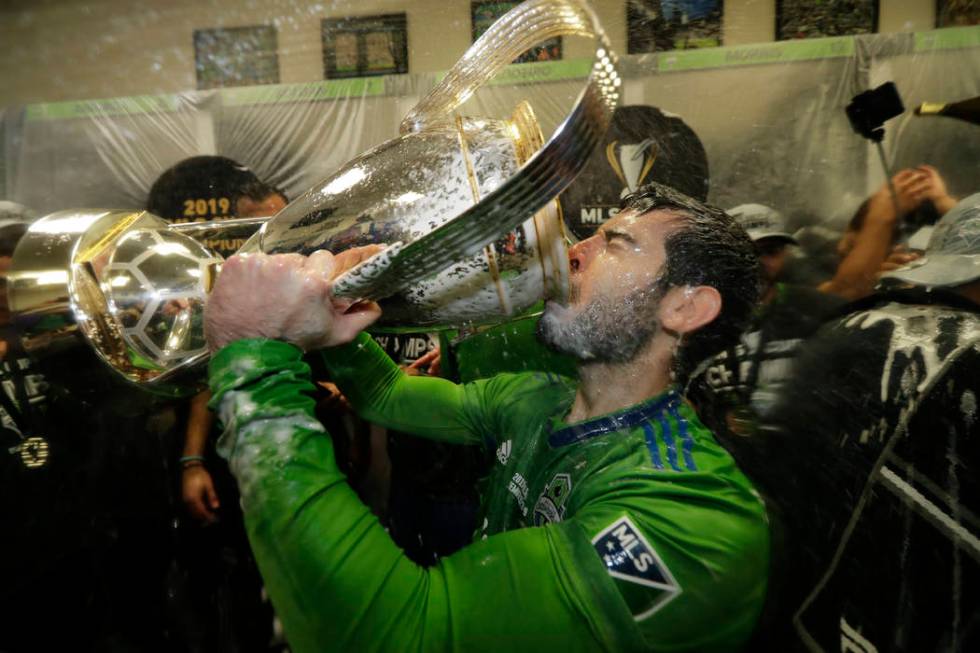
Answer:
[548, 388, 682, 448]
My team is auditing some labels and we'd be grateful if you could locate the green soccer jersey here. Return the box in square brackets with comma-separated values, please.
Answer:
[209, 334, 769, 653]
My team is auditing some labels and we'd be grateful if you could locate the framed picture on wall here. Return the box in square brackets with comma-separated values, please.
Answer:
[194, 25, 279, 90]
[322, 14, 409, 79]
[471, 2, 562, 63]
[937, 0, 980, 27]
[627, 0, 723, 54]
[776, 0, 878, 40]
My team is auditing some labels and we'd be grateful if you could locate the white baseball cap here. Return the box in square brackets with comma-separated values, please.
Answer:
[727, 203, 799, 245]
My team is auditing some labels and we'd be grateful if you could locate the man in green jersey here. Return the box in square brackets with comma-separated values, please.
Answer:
[204, 183, 769, 652]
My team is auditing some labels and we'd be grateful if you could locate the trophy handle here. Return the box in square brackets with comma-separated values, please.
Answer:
[334, 0, 619, 300]
[401, 0, 614, 133]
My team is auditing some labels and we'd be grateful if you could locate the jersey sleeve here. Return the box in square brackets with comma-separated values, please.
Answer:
[318, 332, 527, 450]
[565, 488, 769, 652]
[209, 338, 648, 653]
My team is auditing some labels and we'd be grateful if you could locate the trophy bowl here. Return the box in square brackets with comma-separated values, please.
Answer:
[256, 103, 570, 331]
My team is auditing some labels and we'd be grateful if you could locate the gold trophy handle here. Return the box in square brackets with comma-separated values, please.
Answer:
[401, 0, 612, 133]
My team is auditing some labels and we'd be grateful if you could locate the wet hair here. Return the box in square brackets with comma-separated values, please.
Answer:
[622, 182, 761, 381]
[233, 179, 288, 206]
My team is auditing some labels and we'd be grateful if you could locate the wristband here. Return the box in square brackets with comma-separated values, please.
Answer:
[181, 460, 205, 472]
[179, 455, 206, 467]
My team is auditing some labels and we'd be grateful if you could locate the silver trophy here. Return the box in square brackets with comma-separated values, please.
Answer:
[7, 0, 620, 392]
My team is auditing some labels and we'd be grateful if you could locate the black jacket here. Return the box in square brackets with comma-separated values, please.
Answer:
[733, 288, 980, 651]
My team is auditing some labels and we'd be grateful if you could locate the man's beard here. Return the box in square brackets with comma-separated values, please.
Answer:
[536, 280, 664, 364]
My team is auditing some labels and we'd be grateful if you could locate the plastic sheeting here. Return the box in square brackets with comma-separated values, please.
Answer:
[2, 26, 978, 232]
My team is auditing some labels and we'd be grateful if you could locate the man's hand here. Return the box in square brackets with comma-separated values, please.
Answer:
[316, 380, 352, 413]
[205, 247, 383, 352]
[406, 347, 441, 377]
[874, 168, 930, 219]
[878, 244, 922, 276]
[182, 466, 220, 524]
[916, 164, 957, 215]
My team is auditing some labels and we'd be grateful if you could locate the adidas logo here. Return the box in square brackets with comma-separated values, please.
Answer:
[496, 440, 512, 465]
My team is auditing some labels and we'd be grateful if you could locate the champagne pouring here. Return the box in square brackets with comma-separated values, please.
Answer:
[915, 94, 980, 125]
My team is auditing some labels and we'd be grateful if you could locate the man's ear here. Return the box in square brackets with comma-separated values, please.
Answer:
[658, 285, 722, 336]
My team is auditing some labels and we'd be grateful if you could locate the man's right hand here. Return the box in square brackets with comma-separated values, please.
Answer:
[916, 164, 958, 215]
[875, 168, 930, 218]
[205, 247, 383, 353]
[878, 244, 922, 275]
[182, 465, 220, 524]
[406, 347, 442, 377]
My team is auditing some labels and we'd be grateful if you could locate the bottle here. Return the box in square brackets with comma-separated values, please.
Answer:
[914, 96, 980, 126]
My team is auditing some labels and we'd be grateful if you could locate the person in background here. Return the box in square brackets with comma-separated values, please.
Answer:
[147, 155, 287, 259]
[819, 164, 956, 301]
[746, 193, 980, 650]
[147, 155, 285, 651]
[147, 156, 287, 532]
[688, 203, 844, 438]
[0, 208, 93, 651]
[0, 208, 39, 458]
[0, 202, 35, 357]
[233, 178, 289, 219]
[146, 156, 286, 531]
[381, 344, 491, 566]
[201, 183, 769, 652]
[1, 202, 177, 651]
[147, 155, 286, 222]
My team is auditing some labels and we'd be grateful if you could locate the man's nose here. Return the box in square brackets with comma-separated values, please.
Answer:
[568, 235, 601, 273]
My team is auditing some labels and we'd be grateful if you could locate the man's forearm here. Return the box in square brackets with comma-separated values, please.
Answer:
[933, 193, 957, 216]
[210, 339, 425, 650]
[821, 200, 897, 299]
[183, 389, 214, 456]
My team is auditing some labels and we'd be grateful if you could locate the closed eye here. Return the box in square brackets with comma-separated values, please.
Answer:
[603, 229, 636, 246]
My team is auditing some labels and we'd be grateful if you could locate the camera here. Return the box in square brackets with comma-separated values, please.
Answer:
[846, 82, 905, 142]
